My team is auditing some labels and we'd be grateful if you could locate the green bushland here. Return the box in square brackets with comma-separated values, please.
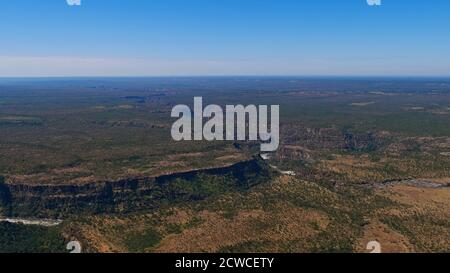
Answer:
[124, 228, 162, 252]
[0, 222, 66, 253]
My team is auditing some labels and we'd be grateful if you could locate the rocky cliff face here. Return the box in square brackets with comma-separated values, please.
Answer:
[0, 158, 273, 218]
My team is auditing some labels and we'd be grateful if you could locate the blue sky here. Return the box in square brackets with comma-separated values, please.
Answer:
[0, 0, 449, 77]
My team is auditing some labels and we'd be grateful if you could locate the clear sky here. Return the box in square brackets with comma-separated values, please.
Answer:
[1, 0, 449, 77]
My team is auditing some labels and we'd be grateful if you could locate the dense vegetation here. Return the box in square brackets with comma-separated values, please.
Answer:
[0, 222, 66, 253]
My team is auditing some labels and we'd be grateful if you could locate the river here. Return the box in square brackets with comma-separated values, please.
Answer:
[0, 218, 62, 227]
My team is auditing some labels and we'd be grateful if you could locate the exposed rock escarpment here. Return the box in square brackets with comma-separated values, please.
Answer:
[0, 158, 273, 218]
